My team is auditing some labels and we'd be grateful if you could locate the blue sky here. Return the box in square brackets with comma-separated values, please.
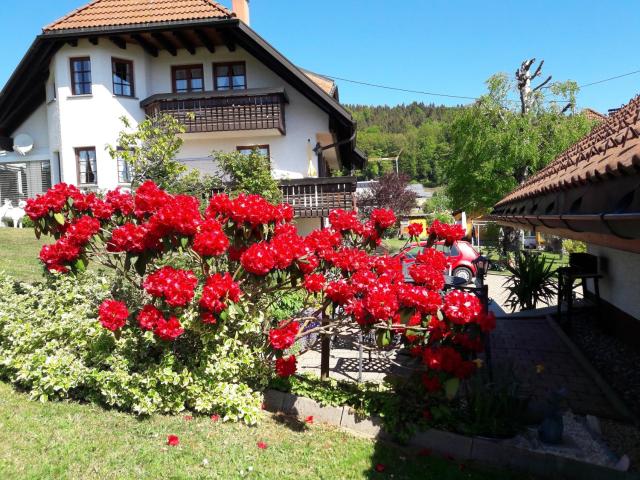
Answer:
[1, 0, 639, 112]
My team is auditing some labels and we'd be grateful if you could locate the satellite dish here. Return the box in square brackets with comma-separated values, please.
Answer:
[13, 133, 34, 156]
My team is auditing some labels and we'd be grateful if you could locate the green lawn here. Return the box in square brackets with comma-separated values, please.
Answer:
[0, 228, 50, 283]
[0, 382, 528, 480]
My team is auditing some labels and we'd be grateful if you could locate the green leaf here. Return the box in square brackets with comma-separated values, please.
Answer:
[180, 237, 189, 249]
[73, 258, 86, 272]
[444, 378, 460, 400]
[376, 329, 392, 348]
[53, 213, 65, 225]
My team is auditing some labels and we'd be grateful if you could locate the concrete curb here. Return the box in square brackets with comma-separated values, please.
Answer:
[263, 389, 638, 480]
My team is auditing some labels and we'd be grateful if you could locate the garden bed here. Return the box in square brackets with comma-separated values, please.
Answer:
[264, 388, 635, 479]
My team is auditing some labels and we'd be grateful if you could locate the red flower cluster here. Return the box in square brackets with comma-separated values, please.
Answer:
[325, 280, 356, 305]
[199, 273, 242, 319]
[369, 208, 397, 230]
[302, 273, 325, 293]
[240, 242, 276, 276]
[154, 316, 185, 341]
[25, 183, 80, 220]
[269, 321, 300, 350]
[143, 267, 198, 307]
[328, 209, 361, 233]
[275, 355, 297, 377]
[38, 216, 101, 272]
[429, 220, 466, 245]
[206, 192, 292, 228]
[423, 346, 476, 379]
[398, 285, 442, 314]
[407, 222, 424, 237]
[98, 299, 129, 331]
[107, 223, 161, 254]
[192, 219, 229, 257]
[150, 194, 202, 237]
[105, 188, 135, 216]
[134, 181, 171, 218]
[443, 290, 482, 325]
[137, 304, 163, 331]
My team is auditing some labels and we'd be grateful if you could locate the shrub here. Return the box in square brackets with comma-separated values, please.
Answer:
[16, 181, 496, 428]
[0, 273, 264, 421]
[562, 238, 586, 255]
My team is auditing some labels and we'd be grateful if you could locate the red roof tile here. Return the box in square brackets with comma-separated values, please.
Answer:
[496, 95, 640, 207]
[44, 0, 233, 32]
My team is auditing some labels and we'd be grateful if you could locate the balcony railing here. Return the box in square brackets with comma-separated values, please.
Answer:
[140, 88, 287, 135]
[279, 177, 357, 218]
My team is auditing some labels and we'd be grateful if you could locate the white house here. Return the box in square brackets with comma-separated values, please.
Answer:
[0, 0, 365, 233]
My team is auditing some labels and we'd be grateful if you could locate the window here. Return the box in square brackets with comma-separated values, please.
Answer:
[236, 145, 270, 158]
[117, 157, 131, 184]
[70, 57, 92, 95]
[112, 58, 134, 97]
[214, 62, 246, 90]
[435, 243, 460, 256]
[75, 147, 97, 185]
[172, 65, 204, 93]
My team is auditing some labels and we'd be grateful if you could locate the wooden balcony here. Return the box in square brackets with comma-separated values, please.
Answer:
[279, 177, 357, 218]
[140, 88, 287, 135]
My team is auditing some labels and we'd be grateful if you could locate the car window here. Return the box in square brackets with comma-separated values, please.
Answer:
[435, 244, 460, 256]
[405, 246, 422, 259]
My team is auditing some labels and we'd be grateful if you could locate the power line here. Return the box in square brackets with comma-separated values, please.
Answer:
[320, 67, 640, 105]
[320, 74, 478, 100]
[579, 69, 640, 88]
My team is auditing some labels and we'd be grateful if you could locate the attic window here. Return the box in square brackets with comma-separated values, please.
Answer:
[214, 62, 246, 91]
[70, 57, 92, 95]
[172, 65, 204, 93]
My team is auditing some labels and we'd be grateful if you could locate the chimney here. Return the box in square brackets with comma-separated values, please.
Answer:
[232, 0, 250, 26]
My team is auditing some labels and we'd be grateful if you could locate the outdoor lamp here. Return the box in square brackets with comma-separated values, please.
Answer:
[473, 255, 490, 286]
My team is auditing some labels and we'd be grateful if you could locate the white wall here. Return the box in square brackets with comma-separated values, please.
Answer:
[41, 39, 329, 189]
[0, 103, 50, 164]
[586, 244, 640, 320]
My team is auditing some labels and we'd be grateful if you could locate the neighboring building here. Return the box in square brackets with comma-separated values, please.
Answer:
[0, 0, 365, 233]
[493, 96, 640, 334]
[406, 183, 435, 207]
[581, 108, 607, 123]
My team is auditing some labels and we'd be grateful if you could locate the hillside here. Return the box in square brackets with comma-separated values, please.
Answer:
[347, 102, 461, 185]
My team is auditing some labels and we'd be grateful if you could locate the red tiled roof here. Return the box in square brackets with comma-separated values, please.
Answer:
[43, 0, 233, 32]
[582, 108, 607, 122]
[496, 95, 640, 207]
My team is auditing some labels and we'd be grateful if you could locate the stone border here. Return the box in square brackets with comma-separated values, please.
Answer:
[263, 389, 638, 480]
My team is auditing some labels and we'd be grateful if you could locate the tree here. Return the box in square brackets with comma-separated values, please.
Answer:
[214, 150, 281, 203]
[357, 173, 417, 217]
[107, 115, 187, 190]
[441, 66, 594, 213]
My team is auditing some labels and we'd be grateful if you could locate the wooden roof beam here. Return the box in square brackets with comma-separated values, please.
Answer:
[172, 30, 196, 55]
[194, 29, 215, 53]
[88, 36, 99, 45]
[220, 31, 236, 52]
[131, 34, 158, 57]
[151, 32, 177, 56]
[109, 36, 127, 50]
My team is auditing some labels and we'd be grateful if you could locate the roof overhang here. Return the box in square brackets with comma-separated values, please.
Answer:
[0, 18, 364, 169]
[492, 171, 640, 253]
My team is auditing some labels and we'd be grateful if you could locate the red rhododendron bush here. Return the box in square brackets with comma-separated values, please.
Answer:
[22, 181, 495, 425]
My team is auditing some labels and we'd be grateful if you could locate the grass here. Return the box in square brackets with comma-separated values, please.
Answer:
[0, 228, 50, 283]
[381, 238, 410, 254]
[0, 382, 529, 480]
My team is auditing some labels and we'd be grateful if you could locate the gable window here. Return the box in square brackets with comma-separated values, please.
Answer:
[70, 57, 92, 95]
[117, 157, 131, 184]
[236, 145, 270, 158]
[75, 147, 97, 185]
[172, 65, 204, 93]
[214, 62, 246, 91]
[112, 58, 134, 97]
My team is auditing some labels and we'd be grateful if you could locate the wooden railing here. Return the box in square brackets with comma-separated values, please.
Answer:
[140, 88, 287, 135]
[279, 177, 357, 218]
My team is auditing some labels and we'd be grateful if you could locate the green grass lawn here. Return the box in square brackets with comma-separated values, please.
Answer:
[0, 382, 529, 480]
[0, 228, 50, 283]
[381, 238, 411, 254]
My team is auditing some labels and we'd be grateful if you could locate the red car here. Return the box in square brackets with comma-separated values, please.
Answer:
[398, 240, 480, 284]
